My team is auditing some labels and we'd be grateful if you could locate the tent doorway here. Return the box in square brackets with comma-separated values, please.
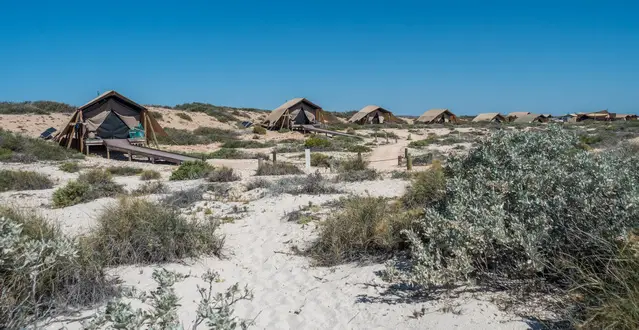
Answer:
[96, 111, 130, 139]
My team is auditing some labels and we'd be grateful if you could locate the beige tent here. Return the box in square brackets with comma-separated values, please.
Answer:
[582, 110, 615, 121]
[472, 113, 506, 123]
[348, 105, 402, 124]
[415, 108, 458, 124]
[513, 113, 544, 123]
[262, 98, 337, 129]
[507, 111, 531, 121]
[54, 91, 167, 152]
[615, 114, 638, 121]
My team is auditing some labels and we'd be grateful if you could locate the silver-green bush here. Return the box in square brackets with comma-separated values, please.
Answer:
[395, 126, 639, 289]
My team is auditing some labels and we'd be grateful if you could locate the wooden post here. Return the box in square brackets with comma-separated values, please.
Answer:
[404, 148, 408, 160]
[407, 152, 412, 171]
[258, 158, 263, 169]
[78, 111, 84, 153]
[86, 145, 90, 156]
[106, 147, 111, 159]
[128, 151, 132, 161]
[357, 152, 362, 162]
[272, 151, 277, 163]
[66, 112, 79, 149]
[398, 155, 402, 166]
[385, 132, 389, 143]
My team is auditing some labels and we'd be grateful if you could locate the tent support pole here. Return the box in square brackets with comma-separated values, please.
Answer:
[66, 112, 79, 149]
[78, 111, 85, 154]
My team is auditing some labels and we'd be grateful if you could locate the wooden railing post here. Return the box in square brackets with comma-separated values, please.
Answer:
[272, 151, 277, 163]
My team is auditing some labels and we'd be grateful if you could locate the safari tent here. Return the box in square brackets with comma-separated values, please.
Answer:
[582, 110, 615, 121]
[507, 111, 531, 121]
[513, 113, 544, 123]
[348, 105, 402, 124]
[415, 108, 458, 124]
[472, 113, 506, 123]
[615, 114, 638, 121]
[262, 98, 336, 130]
[54, 91, 167, 152]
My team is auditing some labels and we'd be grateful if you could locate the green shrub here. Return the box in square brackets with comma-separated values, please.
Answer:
[253, 125, 267, 135]
[139, 169, 161, 180]
[279, 128, 291, 133]
[106, 166, 143, 176]
[401, 164, 446, 208]
[0, 208, 113, 328]
[0, 129, 83, 163]
[176, 112, 193, 121]
[408, 137, 436, 148]
[369, 131, 399, 139]
[304, 136, 332, 149]
[173, 102, 246, 123]
[394, 126, 639, 294]
[0, 101, 75, 114]
[150, 111, 163, 121]
[88, 198, 224, 266]
[311, 153, 331, 167]
[156, 127, 239, 145]
[221, 140, 274, 148]
[256, 162, 303, 176]
[59, 161, 80, 173]
[0, 170, 53, 192]
[52, 170, 124, 207]
[579, 133, 604, 146]
[307, 197, 410, 266]
[207, 166, 240, 182]
[169, 161, 214, 180]
[347, 144, 372, 153]
[390, 170, 411, 179]
[334, 168, 379, 182]
[338, 156, 369, 172]
[246, 178, 271, 190]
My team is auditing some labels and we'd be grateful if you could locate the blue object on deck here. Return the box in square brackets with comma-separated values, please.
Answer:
[128, 123, 145, 138]
[241, 121, 253, 128]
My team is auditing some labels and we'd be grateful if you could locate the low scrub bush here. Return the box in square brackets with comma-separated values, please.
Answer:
[256, 162, 303, 176]
[0, 208, 113, 328]
[246, 178, 271, 190]
[150, 111, 163, 121]
[369, 131, 399, 139]
[408, 137, 436, 148]
[161, 186, 206, 208]
[169, 160, 214, 180]
[173, 102, 243, 123]
[311, 153, 331, 167]
[0, 100, 75, 114]
[207, 166, 241, 182]
[338, 156, 368, 172]
[59, 161, 80, 173]
[52, 170, 124, 207]
[139, 169, 161, 180]
[132, 181, 167, 195]
[221, 140, 274, 148]
[157, 127, 239, 145]
[304, 136, 333, 149]
[390, 170, 411, 179]
[0, 129, 83, 163]
[401, 163, 446, 208]
[190, 148, 266, 160]
[307, 197, 410, 266]
[347, 144, 372, 153]
[253, 125, 267, 135]
[392, 126, 639, 315]
[176, 112, 193, 121]
[334, 156, 379, 182]
[89, 197, 223, 265]
[271, 172, 341, 195]
[106, 166, 143, 176]
[0, 170, 53, 192]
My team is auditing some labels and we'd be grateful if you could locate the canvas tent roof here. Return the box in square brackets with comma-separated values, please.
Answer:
[472, 113, 506, 122]
[348, 105, 402, 123]
[507, 111, 531, 118]
[416, 108, 457, 123]
[262, 98, 321, 128]
[513, 113, 543, 123]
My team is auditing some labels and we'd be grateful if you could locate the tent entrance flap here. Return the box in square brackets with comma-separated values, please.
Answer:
[96, 111, 130, 139]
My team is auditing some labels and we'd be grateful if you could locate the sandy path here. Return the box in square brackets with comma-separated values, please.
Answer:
[49, 179, 529, 330]
[367, 140, 410, 171]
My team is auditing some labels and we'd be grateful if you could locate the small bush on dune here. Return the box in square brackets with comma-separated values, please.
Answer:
[0, 208, 113, 328]
[256, 161, 303, 176]
[106, 166, 143, 176]
[401, 163, 446, 208]
[52, 170, 124, 207]
[161, 186, 206, 208]
[191, 148, 265, 159]
[221, 140, 274, 148]
[308, 197, 410, 266]
[176, 112, 193, 121]
[271, 172, 341, 195]
[207, 166, 241, 182]
[304, 136, 332, 149]
[150, 111, 163, 121]
[132, 181, 168, 196]
[347, 144, 372, 153]
[170, 160, 214, 180]
[139, 169, 161, 180]
[334, 156, 379, 182]
[89, 197, 224, 266]
[0, 170, 53, 192]
[311, 153, 331, 167]
[246, 178, 271, 190]
[59, 161, 81, 173]
[253, 125, 267, 135]
[408, 137, 436, 148]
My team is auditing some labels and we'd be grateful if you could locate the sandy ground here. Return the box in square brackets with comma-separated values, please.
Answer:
[0, 150, 540, 330]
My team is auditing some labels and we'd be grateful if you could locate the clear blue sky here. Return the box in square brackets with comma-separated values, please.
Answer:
[1, 1, 637, 115]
